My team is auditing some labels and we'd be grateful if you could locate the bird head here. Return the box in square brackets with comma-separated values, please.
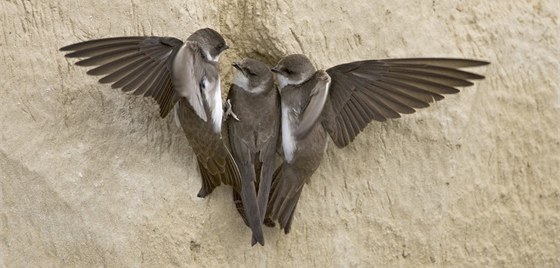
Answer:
[188, 28, 228, 62]
[271, 54, 316, 89]
[232, 58, 273, 93]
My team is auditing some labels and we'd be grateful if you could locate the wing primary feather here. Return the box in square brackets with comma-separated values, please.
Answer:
[384, 72, 472, 88]
[97, 56, 149, 83]
[366, 88, 415, 115]
[87, 53, 145, 76]
[163, 77, 178, 113]
[110, 58, 155, 89]
[346, 97, 369, 130]
[126, 60, 161, 94]
[60, 37, 146, 51]
[388, 65, 485, 80]
[370, 94, 402, 119]
[363, 83, 426, 110]
[152, 74, 170, 106]
[146, 68, 168, 97]
[354, 79, 420, 114]
[372, 79, 444, 103]
[77, 45, 164, 67]
[341, 111, 358, 144]
[63, 42, 139, 58]
[338, 113, 354, 144]
[134, 61, 166, 96]
[341, 109, 359, 138]
[75, 47, 140, 66]
[120, 60, 161, 92]
[352, 91, 380, 118]
[381, 76, 459, 95]
[154, 73, 173, 103]
[360, 95, 388, 122]
[385, 72, 473, 87]
[159, 80, 175, 116]
[383, 58, 490, 68]
[333, 117, 347, 146]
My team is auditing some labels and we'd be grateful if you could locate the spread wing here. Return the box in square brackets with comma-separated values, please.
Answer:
[60, 36, 206, 120]
[293, 71, 331, 140]
[323, 58, 489, 147]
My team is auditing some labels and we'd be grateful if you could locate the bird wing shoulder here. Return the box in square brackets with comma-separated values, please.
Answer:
[292, 70, 331, 140]
[171, 41, 208, 122]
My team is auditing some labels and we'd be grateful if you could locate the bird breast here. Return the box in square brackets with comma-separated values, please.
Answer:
[207, 77, 223, 133]
[281, 102, 297, 163]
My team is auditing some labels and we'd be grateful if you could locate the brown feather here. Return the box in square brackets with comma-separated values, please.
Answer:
[60, 37, 146, 51]
[324, 58, 488, 148]
[61, 36, 185, 118]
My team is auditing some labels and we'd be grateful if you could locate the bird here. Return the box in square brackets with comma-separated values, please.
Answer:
[59, 28, 264, 245]
[267, 54, 489, 233]
[226, 58, 280, 245]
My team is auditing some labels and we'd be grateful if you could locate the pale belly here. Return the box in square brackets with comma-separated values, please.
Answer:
[281, 103, 296, 163]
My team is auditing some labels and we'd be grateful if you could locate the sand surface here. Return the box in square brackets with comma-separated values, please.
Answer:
[1, 0, 558, 266]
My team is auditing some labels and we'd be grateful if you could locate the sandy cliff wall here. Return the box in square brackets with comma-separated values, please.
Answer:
[1, 0, 558, 266]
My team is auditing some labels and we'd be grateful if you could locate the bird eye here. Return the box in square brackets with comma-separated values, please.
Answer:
[246, 69, 256, 76]
[217, 43, 228, 51]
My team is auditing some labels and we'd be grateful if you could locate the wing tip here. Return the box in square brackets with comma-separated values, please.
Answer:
[473, 60, 491, 66]
[385, 58, 491, 68]
[63, 50, 86, 58]
[59, 36, 149, 52]
[159, 106, 171, 118]
[74, 59, 93, 66]
[59, 44, 75, 52]
[448, 58, 490, 67]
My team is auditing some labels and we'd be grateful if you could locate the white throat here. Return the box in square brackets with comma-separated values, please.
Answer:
[276, 73, 305, 89]
[233, 70, 267, 94]
[205, 51, 220, 62]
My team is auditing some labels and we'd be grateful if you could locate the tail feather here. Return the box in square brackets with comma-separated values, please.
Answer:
[267, 163, 303, 234]
[265, 164, 283, 219]
[196, 160, 219, 198]
[234, 190, 266, 246]
[275, 187, 302, 234]
[283, 193, 301, 234]
[239, 172, 264, 246]
[231, 157, 264, 246]
[224, 150, 242, 192]
[233, 191, 250, 226]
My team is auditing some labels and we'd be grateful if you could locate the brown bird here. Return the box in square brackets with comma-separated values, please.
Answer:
[268, 54, 489, 233]
[59, 28, 260, 241]
[226, 58, 280, 245]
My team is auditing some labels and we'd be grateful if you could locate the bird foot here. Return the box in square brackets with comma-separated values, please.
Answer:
[223, 99, 240, 121]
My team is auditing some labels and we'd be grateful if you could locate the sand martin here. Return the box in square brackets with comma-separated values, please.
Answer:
[226, 58, 280, 245]
[60, 28, 243, 212]
[268, 54, 489, 233]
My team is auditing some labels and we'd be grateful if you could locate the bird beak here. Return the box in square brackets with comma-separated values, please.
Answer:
[232, 62, 242, 71]
[223, 45, 230, 51]
[271, 67, 280, 73]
